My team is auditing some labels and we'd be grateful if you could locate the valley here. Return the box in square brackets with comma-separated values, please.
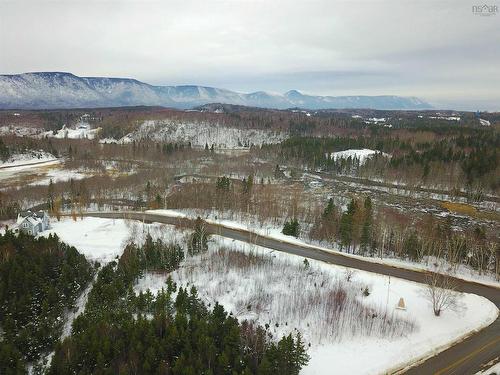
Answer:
[1, 105, 499, 374]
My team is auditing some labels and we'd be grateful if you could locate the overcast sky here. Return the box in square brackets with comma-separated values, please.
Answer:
[1, 0, 499, 110]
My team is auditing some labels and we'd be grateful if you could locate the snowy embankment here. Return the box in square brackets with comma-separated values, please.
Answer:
[0, 150, 57, 168]
[41, 217, 498, 375]
[146, 209, 500, 288]
[475, 360, 500, 374]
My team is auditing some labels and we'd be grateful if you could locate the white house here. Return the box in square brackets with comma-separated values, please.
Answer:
[17, 210, 50, 236]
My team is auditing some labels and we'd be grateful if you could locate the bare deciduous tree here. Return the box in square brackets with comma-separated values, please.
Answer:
[425, 273, 458, 317]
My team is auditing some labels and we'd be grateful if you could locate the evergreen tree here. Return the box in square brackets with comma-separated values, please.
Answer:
[282, 219, 300, 237]
[322, 198, 335, 218]
[0, 139, 10, 162]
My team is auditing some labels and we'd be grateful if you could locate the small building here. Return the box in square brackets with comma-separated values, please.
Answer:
[17, 210, 50, 236]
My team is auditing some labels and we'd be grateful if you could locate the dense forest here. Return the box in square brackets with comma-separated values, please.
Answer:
[276, 128, 499, 193]
[0, 232, 95, 373]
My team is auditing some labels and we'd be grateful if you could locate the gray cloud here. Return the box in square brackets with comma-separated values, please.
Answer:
[0, 0, 499, 110]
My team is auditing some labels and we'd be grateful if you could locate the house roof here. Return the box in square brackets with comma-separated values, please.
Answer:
[26, 216, 41, 226]
[18, 210, 33, 218]
[17, 210, 48, 225]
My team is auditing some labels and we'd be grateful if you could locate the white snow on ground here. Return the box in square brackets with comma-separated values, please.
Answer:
[40, 217, 131, 263]
[330, 148, 390, 165]
[0, 160, 60, 176]
[476, 360, 500, 374]
[0, 125, 44, 137]
[429, 116, 461, 121]
[28, 168, 88, 186]
[366, 117, 386, 123]
[134, 234, 499, 375]
[0, 150, 56, 168]
[60, 274, 97, 340]
[36, 216, 498, 374]
[42, 124, 100, 140]
[479, 118, 491, 126]
[39, 217, 190, 264]
[0, 160, 62, 188]
[0, 160, 90, 188]
[146, 209, 500, 287]
[124, 120, 287, 148]
[358, 255, 500, 289]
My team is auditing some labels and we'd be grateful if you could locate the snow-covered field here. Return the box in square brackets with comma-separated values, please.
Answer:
[0, 160, 89, 189]
[39, 217, 498, 375]
[40, 217, 131, 263]
[330, 148, 390, 165]
[40, 217, 189, 264]
[119, 120, 287, 148]
[135, 234, 498, 375]
[0, 150, 56, 168]
[28, 168, 88, 186]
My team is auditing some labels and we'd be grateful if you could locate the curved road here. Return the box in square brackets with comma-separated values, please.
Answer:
[78, 211, 500, 374]
[0, 158, 60, 170]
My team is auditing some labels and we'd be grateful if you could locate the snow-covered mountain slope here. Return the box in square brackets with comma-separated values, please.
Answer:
[285, 90, 430, 110]
[0, 72, 170, 109]
[0, 72, 433, 110]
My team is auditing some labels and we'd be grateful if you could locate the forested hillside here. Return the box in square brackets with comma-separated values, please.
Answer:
[277, 127, 499, 193]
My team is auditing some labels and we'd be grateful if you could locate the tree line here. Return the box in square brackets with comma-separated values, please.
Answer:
[310, 196, 499, 279]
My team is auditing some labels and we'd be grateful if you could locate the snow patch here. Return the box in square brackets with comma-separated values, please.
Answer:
[330, 148, 390, 165]
[39, 217, 131, 263]
[0, 150, 56, 168]
[42, 123, 100, 140]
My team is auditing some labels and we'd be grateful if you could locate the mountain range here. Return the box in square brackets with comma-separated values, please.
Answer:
[0, 72, 432, 110]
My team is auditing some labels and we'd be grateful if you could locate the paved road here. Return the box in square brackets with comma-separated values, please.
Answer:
[0, 158, 60, 170]
[79, 211, 500, 374]
[313, 171, 500, 205]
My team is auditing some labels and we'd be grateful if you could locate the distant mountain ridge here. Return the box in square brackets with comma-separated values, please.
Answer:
[0, 72, 432, 110]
